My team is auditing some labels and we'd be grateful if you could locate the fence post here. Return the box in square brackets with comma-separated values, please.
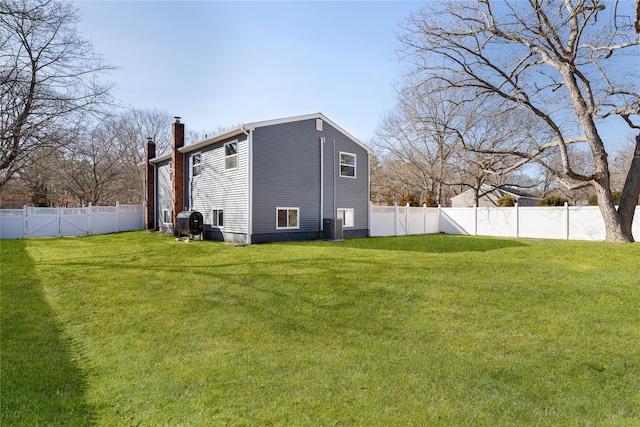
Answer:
[23, 205, 28, 238]
[394, 203, 398, 236]
[437, 204, 441, 234]
[515, 202, 519, 238]
[405, 203, 410, 236]
[116, 201, 120, 232]
[473, 204, 478, 236]
[368, 201, 372, 237]
[423, 203, 427, 235]
[564, 202, 569, 240]
[87, 203, 92, 235]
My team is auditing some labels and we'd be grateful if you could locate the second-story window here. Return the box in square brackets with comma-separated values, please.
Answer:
[340, 152, 356, 178]
[192, 153, 202, 176]
[225, 141, 238, 170]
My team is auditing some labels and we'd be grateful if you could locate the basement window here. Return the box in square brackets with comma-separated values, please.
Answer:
[162, 209, 172, 224]
[212, 209, 224, 227]
[276, 207, 299, 229]
[337, 208, 354, 228]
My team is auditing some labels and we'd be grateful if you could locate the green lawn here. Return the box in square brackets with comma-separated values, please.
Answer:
[2, 232, 639, 426]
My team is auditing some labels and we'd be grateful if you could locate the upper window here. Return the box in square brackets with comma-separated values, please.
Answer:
[340, 152, 356, 178]
[225, 141, 238, 170]
[192, 153, 202, 177]
[212, 209, 224, 227]
[276, 207, 299, 229]
[337, 208, 354, 228]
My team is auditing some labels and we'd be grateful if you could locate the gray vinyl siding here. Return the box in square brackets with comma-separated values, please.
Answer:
[186, 136, 248, 242]
[252, 120, 322, 237]
[156, 160, 173, 233]
[251, 119, 369, 239]
[321, 124, 369, 233]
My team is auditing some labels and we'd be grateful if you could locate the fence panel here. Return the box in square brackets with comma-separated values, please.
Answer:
[370, 204, 640, 242]
[0, 204, 144, 239]
[440, 208, 473, 235]
[118, 204, 144, 231]
[0, 209, 25, 239]
[370, 206, 397, 236]
[60, 207, 89, 237]
[568, 207, 606, 241]
[26, 207, 59, 237]
[88, 206, 118, 235]
[476, 207, 517, 237]
[518, 207, 566, 240]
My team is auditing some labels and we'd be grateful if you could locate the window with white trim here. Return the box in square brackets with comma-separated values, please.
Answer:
[225, 141, 238, 170]
[276, 207, 299, 229]
[212, 209, 224, 227]
[162, 209, 172, 224]
[192, 153, 202, 176]
[340, 152, 356, 178]
[337, 208, 354, 227]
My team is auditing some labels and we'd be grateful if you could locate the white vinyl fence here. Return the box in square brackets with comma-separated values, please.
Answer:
[0, 203, 144, 240]
[370, 203, 640, 242]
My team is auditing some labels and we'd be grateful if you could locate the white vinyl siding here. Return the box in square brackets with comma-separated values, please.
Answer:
[188, 137, 248, 236]
[156, 161, 173, 232]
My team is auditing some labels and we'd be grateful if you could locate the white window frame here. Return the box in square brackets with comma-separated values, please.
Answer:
[339, 151, 356, 178]
[192, 152, 202, 177]
[276, 207, 299, 230]
[337, 208, 354, 228]
[162, 209, 172, 225]
[225, 140, 238, 170]
[212, 209, 224, 228]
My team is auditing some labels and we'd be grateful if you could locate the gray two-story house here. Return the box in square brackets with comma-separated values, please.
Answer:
[145, 113, 371, 244]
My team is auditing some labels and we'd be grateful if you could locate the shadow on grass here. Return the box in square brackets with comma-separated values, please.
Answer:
[1, 240, 95, 426]
[286, 234, 528, 254]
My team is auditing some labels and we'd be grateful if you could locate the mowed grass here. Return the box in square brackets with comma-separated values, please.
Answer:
[2, 232, 639, 426]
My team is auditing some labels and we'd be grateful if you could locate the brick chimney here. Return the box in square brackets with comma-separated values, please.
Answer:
[171, 117, 185, 228]
[144, 137, 156, 230]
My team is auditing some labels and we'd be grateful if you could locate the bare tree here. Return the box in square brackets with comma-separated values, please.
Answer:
[375, 83, 463, 205]
[55, 120, 132, 206]
[0, 0, 112, 189]
[399, 0, 640, 242]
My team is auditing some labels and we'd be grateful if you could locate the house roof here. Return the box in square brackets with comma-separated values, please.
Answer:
[149, 113, 371, 164]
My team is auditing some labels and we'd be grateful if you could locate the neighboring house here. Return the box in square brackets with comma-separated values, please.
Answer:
[450, 184, 541, 207]
[144, 113, 371, 244]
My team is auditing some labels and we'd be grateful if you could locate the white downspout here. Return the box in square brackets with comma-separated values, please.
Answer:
[245, 128, 252, 244]
[333, 139, 336, 217]
[320, 137, 325, 231]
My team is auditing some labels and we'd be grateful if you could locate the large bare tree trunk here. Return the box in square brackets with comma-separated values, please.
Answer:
[617, 135, 640, 241]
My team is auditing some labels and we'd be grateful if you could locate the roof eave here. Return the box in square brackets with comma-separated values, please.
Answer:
[178, 126, 248, 154]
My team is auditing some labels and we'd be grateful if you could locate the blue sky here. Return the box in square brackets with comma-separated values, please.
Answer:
[75, 1, 423, 142]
